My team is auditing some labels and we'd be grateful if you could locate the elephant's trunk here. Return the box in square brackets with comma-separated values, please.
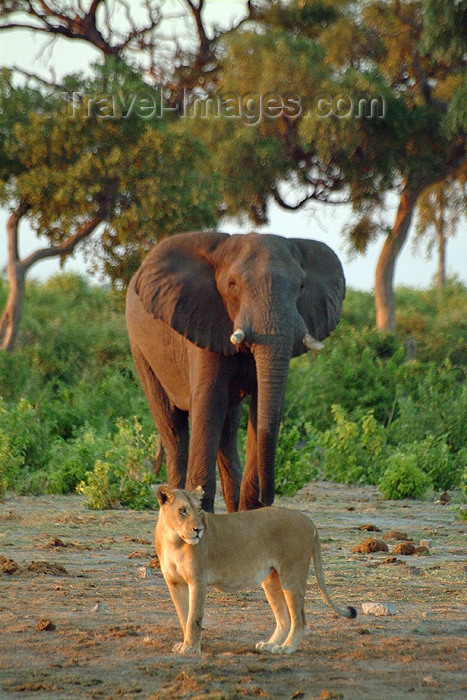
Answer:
[252, 343, 291, 506]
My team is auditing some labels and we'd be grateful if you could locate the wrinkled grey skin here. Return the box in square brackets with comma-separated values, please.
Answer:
[126, 231, 345, 512]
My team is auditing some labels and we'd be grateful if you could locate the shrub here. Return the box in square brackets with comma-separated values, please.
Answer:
[379, 452, 433, 500]
[319, 405, 386, 485]
[0, 429, 23, 496]
[77, 417, 158, 509]
[274, 422, 319, 496]
[0, 398, 52, 488]
[41, 427, 111, 494]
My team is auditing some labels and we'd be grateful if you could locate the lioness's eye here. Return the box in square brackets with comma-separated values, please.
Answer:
[179, 507, 187, 516]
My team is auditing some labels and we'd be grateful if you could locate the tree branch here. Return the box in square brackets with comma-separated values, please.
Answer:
[21, 215, 105, 272]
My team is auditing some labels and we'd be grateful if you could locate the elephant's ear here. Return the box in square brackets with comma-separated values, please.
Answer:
[288, 238, 346, 341]
[133, 231, 235, 355]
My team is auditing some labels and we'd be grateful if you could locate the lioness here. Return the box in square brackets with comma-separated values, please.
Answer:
[155, 485, 356, 654]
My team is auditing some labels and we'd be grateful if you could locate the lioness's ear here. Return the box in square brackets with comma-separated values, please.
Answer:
[190, 486, 204, 508]
[157, 485, 174, 507]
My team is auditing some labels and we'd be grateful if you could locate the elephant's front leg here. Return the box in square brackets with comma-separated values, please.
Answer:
[217, 403, 243, 512]
[186, 350, 229, 511]
[239, 394, 262, 510]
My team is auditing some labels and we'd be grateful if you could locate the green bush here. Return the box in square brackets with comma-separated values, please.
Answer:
[1, 274, 466, 504]
[319, 405, 386, 485]
[40, 427, 111, 494]
[274, 422, 319, 496]
[77, 417, 158, 509]
[0, 397, 53, 492]
[379, 452, 433, 500]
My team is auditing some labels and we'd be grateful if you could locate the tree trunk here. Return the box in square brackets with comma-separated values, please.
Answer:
[375, 187, 420, 332]
[436, 200, 447, 289]
[1, 210, 104, 352]
[0, 207, 28, 352]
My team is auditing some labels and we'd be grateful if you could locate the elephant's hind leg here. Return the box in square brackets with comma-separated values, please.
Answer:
[256, 570, 291, 652]
[130, 343, 189, 488]
[217, 404, 243, 512]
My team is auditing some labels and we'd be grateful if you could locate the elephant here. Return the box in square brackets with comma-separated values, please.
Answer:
[126, 231, 345, 512]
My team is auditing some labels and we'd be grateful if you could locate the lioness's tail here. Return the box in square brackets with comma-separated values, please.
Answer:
[311, 525, 357, 619]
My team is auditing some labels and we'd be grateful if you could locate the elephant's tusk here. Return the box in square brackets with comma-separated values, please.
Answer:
[303, 333, 324, 351]
[230, 329, 245, 345]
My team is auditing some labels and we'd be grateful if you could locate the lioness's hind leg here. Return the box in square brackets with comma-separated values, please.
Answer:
[256, 570, 291, 652]
[271, 588, 306, 655]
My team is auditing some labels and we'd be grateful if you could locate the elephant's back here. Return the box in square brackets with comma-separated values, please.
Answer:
[126, 278, 190, 410]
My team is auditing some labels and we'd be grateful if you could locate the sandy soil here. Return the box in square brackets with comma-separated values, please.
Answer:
[0, 481, 466, 700]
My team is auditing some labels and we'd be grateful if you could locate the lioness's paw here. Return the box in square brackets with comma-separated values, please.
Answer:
[172, 641, 201, 654]
[271, 644, 296, 655]
[255, 642, 274, 652]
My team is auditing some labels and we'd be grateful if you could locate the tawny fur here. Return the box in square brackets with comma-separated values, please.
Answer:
[155, 486, 356, 655]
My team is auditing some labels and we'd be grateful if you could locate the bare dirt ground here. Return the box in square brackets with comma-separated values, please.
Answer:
[0, 481, 466, 700]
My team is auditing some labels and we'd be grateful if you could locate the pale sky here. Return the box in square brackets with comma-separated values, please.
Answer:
[1, 0, 466, 291]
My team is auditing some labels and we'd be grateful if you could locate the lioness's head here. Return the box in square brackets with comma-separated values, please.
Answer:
[156, 486, 205, 545]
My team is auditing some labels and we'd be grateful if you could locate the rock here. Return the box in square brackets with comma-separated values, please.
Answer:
[47, 537, 66, 548]
[1, 556, 19, 574]
[382, 557, 404, 565]
[27, 561, 68, 576]
[148, 557, 160, 569]
[137, 566, 150, 578]
[353, 538, 388, 554]
[91, 602, 110, 613]
[36, 619, 56, 631]
[383, 530, 408, 541]
[419, 539, 431, 549]
[392, 542, 415, 555]
[359, 524, 382, 532]
[413, 546, 429, 556]
[362, 602, 396, 616]
[421, 675, 438, 687]
[437, 491, 450, 505]
[128, 550, 154, 559]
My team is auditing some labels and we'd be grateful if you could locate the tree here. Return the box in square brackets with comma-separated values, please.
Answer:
[0, 1, 258, 351]
[1, 1, 466, 335]
[0, 60, 218, 350]
[413, 169, 467, 289]
[193, 0, 466, 330]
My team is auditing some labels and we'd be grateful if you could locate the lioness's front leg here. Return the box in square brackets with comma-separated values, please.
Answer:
[173, 580, 206, 654]
[166, 581, 189, 650]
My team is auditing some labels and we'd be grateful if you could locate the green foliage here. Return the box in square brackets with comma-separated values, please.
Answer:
[1, 276, 466, 504]
[319, 406, 386, 485]
[379, 453, 433, 500]
[77, 418, 158, 510]
[274, 422, 319, 496]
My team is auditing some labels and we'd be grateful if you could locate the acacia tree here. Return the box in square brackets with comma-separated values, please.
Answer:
[0, 0, 259, 351]
[413, 169, 467, 289]
[0, 60, 218, 350]
[1, 1, 465, 335]
[196, 0, 466, 330]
